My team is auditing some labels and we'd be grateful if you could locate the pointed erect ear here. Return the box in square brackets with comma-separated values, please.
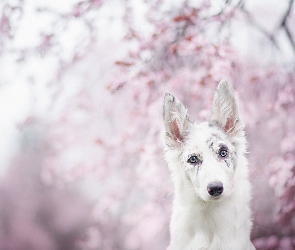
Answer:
[163, 93, 191, 146]
[208, 80, 244, 137]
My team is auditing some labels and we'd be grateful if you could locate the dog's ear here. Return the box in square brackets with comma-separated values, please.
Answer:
[209, 80, 244, 137]
[163, 93, 191, 146]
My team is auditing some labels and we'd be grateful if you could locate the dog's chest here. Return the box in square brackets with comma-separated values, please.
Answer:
[171, 204, 238, 249]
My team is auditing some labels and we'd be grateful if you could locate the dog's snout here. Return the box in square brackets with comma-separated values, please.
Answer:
[207, 181, 223, 196]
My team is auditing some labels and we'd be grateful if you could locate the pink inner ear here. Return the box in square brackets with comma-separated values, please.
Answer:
[224, 118, 234, 133]
[172, 120, 183, 142]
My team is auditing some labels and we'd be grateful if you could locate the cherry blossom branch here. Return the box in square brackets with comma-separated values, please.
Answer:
[240, 3, 279, 49]
[240, 0, 295, 55]
[280, 0, 295, 52]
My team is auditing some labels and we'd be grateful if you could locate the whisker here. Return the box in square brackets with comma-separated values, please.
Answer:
[160, 191, 173, 203]
[156, 179, 173, 187]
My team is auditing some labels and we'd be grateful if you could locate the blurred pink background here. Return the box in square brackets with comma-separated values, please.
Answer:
[0, 0, 295, 249]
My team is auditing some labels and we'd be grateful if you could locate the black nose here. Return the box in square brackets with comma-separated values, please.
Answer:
[207, 181, 224, 196]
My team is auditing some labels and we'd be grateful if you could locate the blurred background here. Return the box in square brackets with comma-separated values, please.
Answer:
[0, 0, 295, 249]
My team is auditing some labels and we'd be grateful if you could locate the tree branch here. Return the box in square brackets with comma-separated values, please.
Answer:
[280, 0, 295, 53]
[240, 0, 295, 56]
[240, 4, 279, 49]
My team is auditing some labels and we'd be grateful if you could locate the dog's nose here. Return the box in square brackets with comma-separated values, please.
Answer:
[207, 181, 223, 196]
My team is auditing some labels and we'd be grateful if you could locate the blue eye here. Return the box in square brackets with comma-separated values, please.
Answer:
[219, 148, 228, 158]
[188, 155, 199, 165]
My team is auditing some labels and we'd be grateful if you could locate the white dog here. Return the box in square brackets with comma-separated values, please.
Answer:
[163, 80, 255, 250]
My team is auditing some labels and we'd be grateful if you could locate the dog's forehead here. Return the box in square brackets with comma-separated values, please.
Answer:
[187, 122, 228, 146]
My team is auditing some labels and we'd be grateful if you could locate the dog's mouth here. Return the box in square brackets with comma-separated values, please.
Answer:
[196, 190, 225, 202]
[210, 196, 222, 201]
[195, 191, 223, 202]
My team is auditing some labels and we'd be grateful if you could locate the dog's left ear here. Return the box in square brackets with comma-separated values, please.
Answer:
[208, 80, 244, 138]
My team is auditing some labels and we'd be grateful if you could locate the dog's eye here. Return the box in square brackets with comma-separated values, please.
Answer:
[187, 155, 199, 165]
[219, 148, 228, 158]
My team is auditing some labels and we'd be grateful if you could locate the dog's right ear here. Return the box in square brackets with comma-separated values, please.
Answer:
[163, 93, 191, 147]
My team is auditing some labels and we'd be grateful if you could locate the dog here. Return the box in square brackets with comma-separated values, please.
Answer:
[163, 80, 255, 250]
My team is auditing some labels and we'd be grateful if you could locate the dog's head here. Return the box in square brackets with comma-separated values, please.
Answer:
[163, 80, 246, 202]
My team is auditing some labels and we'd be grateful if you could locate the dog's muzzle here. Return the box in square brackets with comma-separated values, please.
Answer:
[207, 181, 223, 196]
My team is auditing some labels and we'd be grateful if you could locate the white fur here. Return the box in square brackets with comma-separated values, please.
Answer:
[163, 80, 255, 250]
